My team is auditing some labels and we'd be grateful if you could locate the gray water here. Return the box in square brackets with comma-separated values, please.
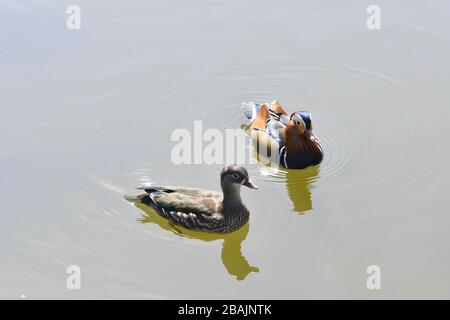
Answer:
[1, 0, 450, 299]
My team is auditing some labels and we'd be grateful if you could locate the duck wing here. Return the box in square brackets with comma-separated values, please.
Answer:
[143, 186, 222, 199]
[249, 126, 287, 155]
[140, 189, 224, 231]
[242, 101, 290, 126]
[140, 188, 221, 217]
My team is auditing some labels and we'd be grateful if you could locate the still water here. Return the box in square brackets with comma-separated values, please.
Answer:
[1, 0, 450, 299]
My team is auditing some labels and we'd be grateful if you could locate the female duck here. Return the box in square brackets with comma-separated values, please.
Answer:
[125, 165, 258, 234]
[242, 100, 323, 169]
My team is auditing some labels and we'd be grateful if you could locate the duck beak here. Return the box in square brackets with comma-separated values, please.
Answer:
[243, 179, 258, 190]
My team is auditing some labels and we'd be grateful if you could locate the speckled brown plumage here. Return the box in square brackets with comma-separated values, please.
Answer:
[126, 165, 257, 233]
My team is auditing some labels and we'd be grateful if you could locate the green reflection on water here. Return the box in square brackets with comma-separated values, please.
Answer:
[285, 165, 320, 214]
[135, 202, 259, 281]
[255, 156, 320, 214]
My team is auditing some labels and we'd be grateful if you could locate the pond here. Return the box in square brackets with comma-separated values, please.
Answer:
[1, 0, 449, 299]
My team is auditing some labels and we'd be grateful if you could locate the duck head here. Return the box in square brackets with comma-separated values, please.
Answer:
[221, 165, 258, 190]
[288, 111, 315, 141]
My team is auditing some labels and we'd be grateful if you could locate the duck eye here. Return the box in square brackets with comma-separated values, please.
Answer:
[232, 173, 240, 179]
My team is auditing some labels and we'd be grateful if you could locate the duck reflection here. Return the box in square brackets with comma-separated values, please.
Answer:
[284, 165, 320, 214]
[134, 202, 259, 281]
[256, 162, 320, 214]
[251, 141, 321, 214]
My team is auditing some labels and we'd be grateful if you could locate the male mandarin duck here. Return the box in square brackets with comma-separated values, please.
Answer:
[125, 165, 258, 234]
[242, 100, 323, 169]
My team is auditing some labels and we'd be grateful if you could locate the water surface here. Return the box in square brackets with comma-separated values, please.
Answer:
[1, 0, 450, 299]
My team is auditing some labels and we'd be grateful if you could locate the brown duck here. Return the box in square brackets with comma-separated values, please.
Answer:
[125, 165, 258, 233]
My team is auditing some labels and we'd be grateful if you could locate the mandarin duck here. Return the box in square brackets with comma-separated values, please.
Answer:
[242, 100, 323, 169]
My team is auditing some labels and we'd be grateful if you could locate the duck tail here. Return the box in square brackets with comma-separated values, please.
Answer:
[241, 102, 261, 122]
